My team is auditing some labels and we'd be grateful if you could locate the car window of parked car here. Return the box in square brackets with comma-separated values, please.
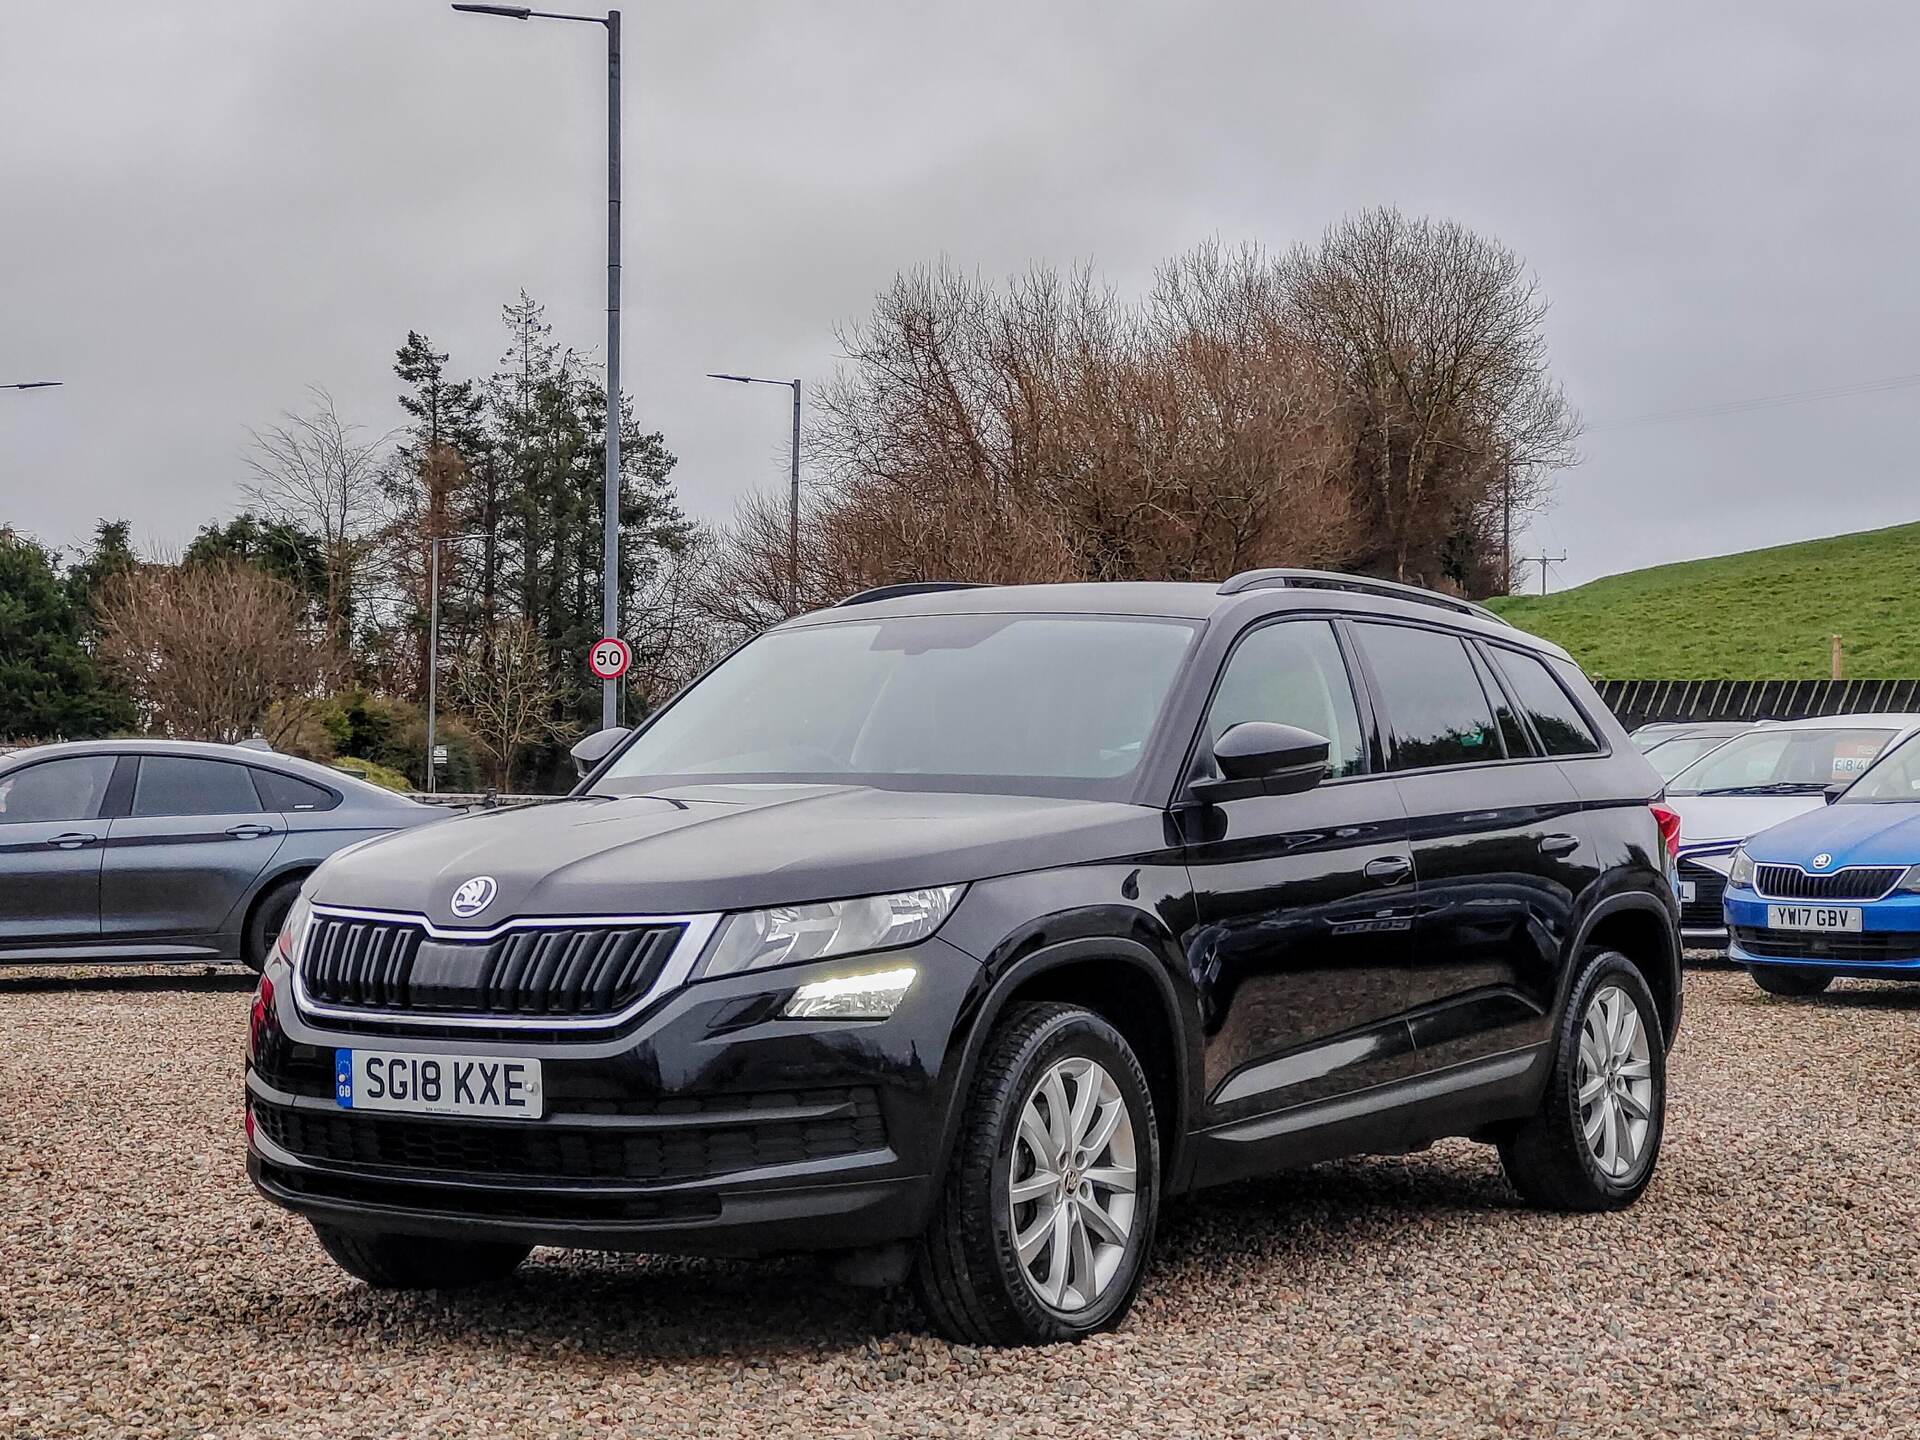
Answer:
[252, 769, 339, 812]
[1666, 727, 1897, 795]
[1489, 647, 1603, 757]
[1836, 732, 1920, 802]
[597, 613, 1201, 799]
[1353, 623, 1503, 770]
[131, 756, 264, 817]
[0, 756, 117, 824]
[1206, 619, 1367, 778]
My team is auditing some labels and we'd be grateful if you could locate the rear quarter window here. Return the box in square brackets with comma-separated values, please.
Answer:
[1490, 648, 1604, 757]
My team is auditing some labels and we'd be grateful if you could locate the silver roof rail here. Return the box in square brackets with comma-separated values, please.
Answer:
[834, 581, 986, 608]
[1217, 568, 1511, 626]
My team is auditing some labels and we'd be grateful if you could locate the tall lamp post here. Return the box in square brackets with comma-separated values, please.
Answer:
[707, 372, 802, 613]
[453, 3, 623, 729]
[424, 533, 482, 795]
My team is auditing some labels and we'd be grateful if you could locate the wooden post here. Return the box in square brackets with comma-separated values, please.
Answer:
[1831, 634, 1844, 680]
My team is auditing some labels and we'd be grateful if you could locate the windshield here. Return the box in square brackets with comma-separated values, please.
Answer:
[597, 613, 1200, 799]
[1644, 734, 1737, 781]
[1666, 727, 1896, 796]
[1838, 731, 1920, 802]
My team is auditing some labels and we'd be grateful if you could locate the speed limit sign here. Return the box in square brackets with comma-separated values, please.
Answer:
[588, 636, 631, 680]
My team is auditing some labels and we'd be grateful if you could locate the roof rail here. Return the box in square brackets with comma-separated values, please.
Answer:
[1217, 568, 1511, 626]
[834, 581, 987, 608]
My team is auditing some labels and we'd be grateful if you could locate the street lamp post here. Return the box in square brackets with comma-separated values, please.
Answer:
[424, 533, 482, 796]
[453, 4, 623, 729]
[707, 372, 802, 613]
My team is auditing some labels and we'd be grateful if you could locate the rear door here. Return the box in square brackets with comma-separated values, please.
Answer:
[1347, 622, 1597, 1072]
[101, 755, 285, 947]
[0, 755, 119, 947]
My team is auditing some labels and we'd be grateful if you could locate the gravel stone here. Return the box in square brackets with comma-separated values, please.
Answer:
[3, 962, 1917, 1437]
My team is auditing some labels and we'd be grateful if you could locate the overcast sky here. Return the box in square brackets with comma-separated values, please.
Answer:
[4, 1, 1917, 590]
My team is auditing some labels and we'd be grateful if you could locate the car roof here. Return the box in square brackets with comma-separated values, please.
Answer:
[0, 738, 418, 804]
[1750, 713, 1920, 732]
[777, 578, 1575, 663]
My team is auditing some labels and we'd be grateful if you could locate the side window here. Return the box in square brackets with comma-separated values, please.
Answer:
[0, 756, 117, 824]
[131, 757, 264, 818]
[253, 769, 339, 812]
[1353, 623, 1502, 771]
[1490, 648, 1603, 757]
[1473, 646, 1535, 758]
[1206, 620, 1367, 779]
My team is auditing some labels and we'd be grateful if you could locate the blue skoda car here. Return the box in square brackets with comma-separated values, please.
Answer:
[1724, 729, 1920, 995]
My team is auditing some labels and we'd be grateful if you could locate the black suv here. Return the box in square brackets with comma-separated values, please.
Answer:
[246, 571, 1681, 1345]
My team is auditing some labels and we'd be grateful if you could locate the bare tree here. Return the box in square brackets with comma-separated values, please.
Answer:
[1281, 208, 1581, 592]
[243, 387, 391, 647]
[95, 561, 344, 743]
[452, 618, 576, 791]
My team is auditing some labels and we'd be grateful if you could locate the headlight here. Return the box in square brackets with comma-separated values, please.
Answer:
[1728, 847, 1754, 888]
[782, 966, 918, 1020]
[1896, 865, 1920, 893]
[700, 885, 963, 979]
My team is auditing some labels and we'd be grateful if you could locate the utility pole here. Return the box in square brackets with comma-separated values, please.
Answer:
[1502, 449, 1513, 594]
[1520, 552, 1566, 596]
[452, 4, 623, 728]
[707, 372, 804, 613]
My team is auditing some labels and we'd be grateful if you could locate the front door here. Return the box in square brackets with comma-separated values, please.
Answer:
[1185, 618, 1416, 1131]
[0, 754, 118, 949]
[102, 755, 284, 948]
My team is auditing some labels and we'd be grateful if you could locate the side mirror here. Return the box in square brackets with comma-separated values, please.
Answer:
[1189, 722, 1330, 805]
[570, 725, 631, 779]
[1824, 781, 1849, 805]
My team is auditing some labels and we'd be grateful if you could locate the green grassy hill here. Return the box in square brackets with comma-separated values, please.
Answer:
[1486, 521, 1920, 679]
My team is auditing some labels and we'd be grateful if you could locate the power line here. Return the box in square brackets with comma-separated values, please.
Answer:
[1592, 370, 1920, 432]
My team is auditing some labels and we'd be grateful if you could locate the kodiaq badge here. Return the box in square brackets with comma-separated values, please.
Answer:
[450, 875, 498, 917]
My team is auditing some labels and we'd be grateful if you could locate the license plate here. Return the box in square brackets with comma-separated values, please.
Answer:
[334, 1048, 543, 1119]
[1765, 905, 1863, 933]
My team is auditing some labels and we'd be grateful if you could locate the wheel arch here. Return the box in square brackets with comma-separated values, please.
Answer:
[934, 933, 1198, 1197]
[1567, 892, 1683, 1048]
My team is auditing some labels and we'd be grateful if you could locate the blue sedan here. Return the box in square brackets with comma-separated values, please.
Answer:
[1723, 730, 1920, 995]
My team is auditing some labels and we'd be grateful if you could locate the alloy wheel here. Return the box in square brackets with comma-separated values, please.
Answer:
[1007, 1055, 1138, 1313]
[1576, 984, 1656, 1181]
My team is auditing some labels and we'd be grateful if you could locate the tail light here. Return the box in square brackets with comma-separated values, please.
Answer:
[1650, 802, 1682, 864]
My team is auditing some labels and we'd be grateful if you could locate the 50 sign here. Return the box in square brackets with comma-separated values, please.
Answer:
[588, 637, 632, 680]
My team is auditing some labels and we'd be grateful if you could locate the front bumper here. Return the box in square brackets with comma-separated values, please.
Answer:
[1724, 887, 1920, 978]
[246, 933, 982, 1256]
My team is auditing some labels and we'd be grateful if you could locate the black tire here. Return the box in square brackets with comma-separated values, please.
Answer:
[1749, 965, 1834, 997]
[242, 875, 304, 973]
[913, 1002, 1160, 1346]
[1499, 951, 1666, 1212]
[311, 1223, 531, 1289]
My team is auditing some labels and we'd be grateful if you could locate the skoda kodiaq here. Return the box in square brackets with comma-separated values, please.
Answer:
[246, 571, 1682, 1345]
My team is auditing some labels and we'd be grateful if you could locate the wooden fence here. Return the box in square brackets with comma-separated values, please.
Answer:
[1595, 679, 1920, 731]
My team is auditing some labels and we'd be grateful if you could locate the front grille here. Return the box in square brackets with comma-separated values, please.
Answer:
[251, 1088, 887, 1185]
[1735, 927, 1920, 963]
[1679, 860, 1727, 930]
[1754, 864, 1904, 902]
[300, 914, 685, 1019]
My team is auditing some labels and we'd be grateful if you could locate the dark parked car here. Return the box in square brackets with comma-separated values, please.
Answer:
[0, 740, 435, 970]
[246, 571, 1682, 1345]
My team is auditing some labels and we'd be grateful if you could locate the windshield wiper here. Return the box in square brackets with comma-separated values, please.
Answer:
[1690, 782, 1831, 797]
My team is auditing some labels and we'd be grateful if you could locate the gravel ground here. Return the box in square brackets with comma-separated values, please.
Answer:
[4, 961, 1917, 1439]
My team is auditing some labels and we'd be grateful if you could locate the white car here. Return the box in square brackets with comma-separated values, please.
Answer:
[1664, 713, 1920, 946]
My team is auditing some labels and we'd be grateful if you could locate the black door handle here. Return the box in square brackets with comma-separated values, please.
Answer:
[1364, 854, 1413, 884]
[1540, 832, 1582, 857]
[46, 831, 98, 850]
[226, 823, 276, 840]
